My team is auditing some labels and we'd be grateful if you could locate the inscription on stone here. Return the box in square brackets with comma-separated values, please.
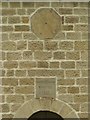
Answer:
[36, 78, 56, 99]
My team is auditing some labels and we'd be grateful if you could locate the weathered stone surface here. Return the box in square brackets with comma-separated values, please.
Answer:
[31, 8, 61, 39]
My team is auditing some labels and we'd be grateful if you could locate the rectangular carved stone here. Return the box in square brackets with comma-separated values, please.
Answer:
[36, 78, 56, 99]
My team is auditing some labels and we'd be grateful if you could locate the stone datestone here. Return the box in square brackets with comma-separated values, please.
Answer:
[31, 8, 61, 39]
[36, 78, 56, 99]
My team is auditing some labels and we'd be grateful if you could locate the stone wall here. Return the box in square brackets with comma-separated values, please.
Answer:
[0, 2, 89, 119]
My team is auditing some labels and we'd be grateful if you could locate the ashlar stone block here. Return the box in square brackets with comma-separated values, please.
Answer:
[31, 8, 61, 39]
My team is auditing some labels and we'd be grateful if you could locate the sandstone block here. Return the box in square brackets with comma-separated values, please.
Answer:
[2, 104, 10, 112]
[4, 61, 18, 69]
[7, 52, 22, 60]
[2, 26, 13, 32]
[19, 78, 34, 85]
[15, 70, 26, 77]
[22, 2, 34, 7]
[15, 25, 29, 31]
[2, 78, 18, 86]
[8, 17, 20, 24]
[19, 61, 36, 69]
[66, 51, 80, 60]
[61, 61, 75, 69]
[15, 86, 34, 94]
[65, 16, 79, 23]
[37, 61, 48, 68]
[66, 70, 80, 77]
[6, 95, 24, 103]
[34, 51, 52, 60]
[9, 2, 20, 8]
[59, 8, 72, 14]
[9, 33, 22, 40]
[45, 41, 58, 50]
[23, 51, 32, 60]
[59, 41, 73, 50]
[50, 62, 59, 68]
[2, 41, 16, 51]
[2, 9, 16, 16]
[74, 95, 88, 103]
[74, 41, 88, 50]
[17, 41, 27, 50]
[54, 51, 65, 59]
[68, 87, 79, 94]
[28, 41, 43, 51]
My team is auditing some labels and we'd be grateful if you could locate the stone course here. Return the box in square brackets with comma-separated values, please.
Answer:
[1, 2, 88, 119]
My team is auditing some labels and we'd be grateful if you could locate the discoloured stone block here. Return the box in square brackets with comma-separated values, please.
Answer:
[22, 17, 29, 23]
[15, 25, 29, 31]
